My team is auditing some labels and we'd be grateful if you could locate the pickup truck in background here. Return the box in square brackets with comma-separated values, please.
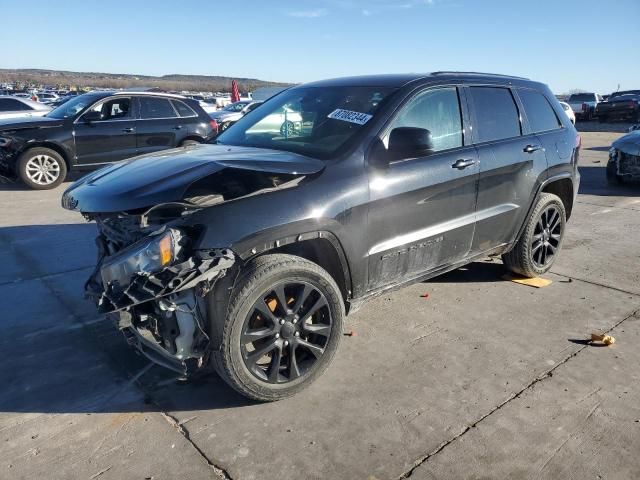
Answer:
[567, 92, 603, 120]
[595, 90, 640, 123]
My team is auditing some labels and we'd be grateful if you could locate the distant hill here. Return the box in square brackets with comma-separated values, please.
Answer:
[0, 68, 290, 93]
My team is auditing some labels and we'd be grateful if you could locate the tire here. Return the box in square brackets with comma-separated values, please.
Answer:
[606, 160, 623, 185]
[180, 138, 202, 147]
[502, 193, 566, 278]
[208, 254, 344, 402]
[17, 147, 67, 190]
[280, 121, 296, 137]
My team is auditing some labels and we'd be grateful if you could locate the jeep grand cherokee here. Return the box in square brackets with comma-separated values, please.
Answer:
[62, 72, 580, 401]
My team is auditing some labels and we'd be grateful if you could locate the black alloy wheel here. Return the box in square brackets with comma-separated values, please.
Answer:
[241, 281, 332, 384]
[530, 205, 562, 269]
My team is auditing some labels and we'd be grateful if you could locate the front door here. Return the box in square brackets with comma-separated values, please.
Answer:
[365, 86, 479, 290]
[73, 97, 137, 165]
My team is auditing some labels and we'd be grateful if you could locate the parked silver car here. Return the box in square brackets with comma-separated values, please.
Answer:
[209, 101, 262, 130]
[0, 96, 51, 120]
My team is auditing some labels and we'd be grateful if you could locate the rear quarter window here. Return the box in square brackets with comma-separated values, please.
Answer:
[518, 89, 562, 133]
[469, 87, 521, 143]
[171, 100, 197, 117]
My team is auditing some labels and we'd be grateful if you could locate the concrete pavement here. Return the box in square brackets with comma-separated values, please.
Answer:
[0, 126, 638, 479]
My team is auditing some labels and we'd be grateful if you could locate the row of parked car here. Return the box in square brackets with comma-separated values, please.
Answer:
[565, 90, 640, 122]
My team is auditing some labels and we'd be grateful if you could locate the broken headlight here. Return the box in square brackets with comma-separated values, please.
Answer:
[101, 229, 182, 290]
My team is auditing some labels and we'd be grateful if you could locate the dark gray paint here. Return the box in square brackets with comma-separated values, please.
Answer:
[63, 73, 580, 301]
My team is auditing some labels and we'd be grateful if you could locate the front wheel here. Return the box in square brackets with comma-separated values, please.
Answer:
[18, 147, 67, 190]
[180, 138, 202, 147]
[209, 254, 344, 401]
[502, 193, 566, 278]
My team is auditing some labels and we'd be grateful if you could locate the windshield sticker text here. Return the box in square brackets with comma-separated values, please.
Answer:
[327, 109, 373, 125]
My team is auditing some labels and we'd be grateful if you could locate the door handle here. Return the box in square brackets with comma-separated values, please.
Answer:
[122, 127, 134, 133]
[451, 158, 476, 170]
[523, 144, 542, 153]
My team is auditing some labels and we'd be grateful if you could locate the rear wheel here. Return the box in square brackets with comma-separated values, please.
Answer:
[180, 138, 202, 147]
[18, 147, 67, 190]
[209, 254, 344, 401]
[502, 193, 566, 278]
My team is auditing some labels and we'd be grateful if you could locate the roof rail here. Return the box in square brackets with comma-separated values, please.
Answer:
[431, 71, 529, 80]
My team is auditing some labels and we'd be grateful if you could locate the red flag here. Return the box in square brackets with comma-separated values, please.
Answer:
[231, 79, 241, 103]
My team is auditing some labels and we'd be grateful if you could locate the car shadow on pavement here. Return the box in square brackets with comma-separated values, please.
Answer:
[0, 222, 252, 415]
[578, 165, 639, 197]
[426, 260, 506, 284]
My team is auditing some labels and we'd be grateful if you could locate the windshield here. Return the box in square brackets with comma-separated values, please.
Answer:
[215, 86, 395, 159]
[569, 93, 595, 102]
[46, 95, 96, 119]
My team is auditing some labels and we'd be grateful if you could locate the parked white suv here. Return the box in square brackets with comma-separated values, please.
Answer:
[567, 92, 602, 120]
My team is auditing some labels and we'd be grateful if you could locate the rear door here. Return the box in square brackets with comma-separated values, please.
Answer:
[135, 96, 182, 155]
[365, 85, 479, 290]
[466, 85, 547, 253]
[515, 88, 569, 180]
[73, 96, 137, 165]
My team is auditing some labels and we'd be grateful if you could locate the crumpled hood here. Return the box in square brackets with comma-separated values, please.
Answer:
[613, 130, 640, 156]
[0, 116, 63, 131]
[62, 144, 325, 213]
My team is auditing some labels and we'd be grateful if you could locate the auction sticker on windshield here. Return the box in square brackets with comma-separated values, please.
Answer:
[327, 109, 373, 125]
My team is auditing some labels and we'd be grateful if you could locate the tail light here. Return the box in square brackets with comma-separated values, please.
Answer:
[209, 119, 218, 132]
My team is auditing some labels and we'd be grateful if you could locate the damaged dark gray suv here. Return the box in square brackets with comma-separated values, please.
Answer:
[62, 73, 580, 401]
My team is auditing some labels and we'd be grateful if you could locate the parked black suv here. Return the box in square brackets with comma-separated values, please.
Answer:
[62, 73, 580, 401]
[0, 92, 215, 189]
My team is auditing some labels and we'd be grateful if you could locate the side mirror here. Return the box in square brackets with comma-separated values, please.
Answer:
[388, 127, 434, 160]
[82, 110, 102, 123]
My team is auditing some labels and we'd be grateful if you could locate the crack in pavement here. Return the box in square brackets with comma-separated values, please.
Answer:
[550, 270, 640, 297]
[397, 307, 640, 479]
[160, 411, 233, 480]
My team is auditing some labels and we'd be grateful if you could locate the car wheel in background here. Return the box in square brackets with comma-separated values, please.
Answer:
[280, 121, 296, 137]
[208, 254, 344, 402]
[502, 193, 566, 278]
[17, 147, 67, 190]
[180, 139, 202, 147]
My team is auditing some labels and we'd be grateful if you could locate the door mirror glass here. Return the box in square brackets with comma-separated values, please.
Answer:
[388, 127, 434, 160]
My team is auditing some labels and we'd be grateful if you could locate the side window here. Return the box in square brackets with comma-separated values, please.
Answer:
[139, 97, 177, 119]
[0, 98, 32, 111]
[171, 100, 197, 117]
[86, 98, 132, 120]
[387, 87, 463, 152]
[469, 87, 521, 143]
[518, 89, 561, 133]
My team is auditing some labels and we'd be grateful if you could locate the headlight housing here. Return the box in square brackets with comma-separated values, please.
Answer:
[101, 229, 182, 290]
[609, 147, 617, 158]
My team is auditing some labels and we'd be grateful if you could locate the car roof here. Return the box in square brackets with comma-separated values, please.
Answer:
[300, 72, 536, 89]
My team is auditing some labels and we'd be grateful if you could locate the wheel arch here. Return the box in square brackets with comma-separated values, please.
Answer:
[541, 176, 574, 220]
[22, 141, 71, 169]
[239, 231, 353, 308]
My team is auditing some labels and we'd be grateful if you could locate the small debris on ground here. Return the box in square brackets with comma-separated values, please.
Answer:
[560, 278, 573, 283]
[591, 332, 616, 346]
[344, 330, 357, 337]
[420, 292, 429, 298]
[502, 274, 553, 288]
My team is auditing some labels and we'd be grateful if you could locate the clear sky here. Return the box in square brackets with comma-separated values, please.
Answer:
[1, 0, 637, 94]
